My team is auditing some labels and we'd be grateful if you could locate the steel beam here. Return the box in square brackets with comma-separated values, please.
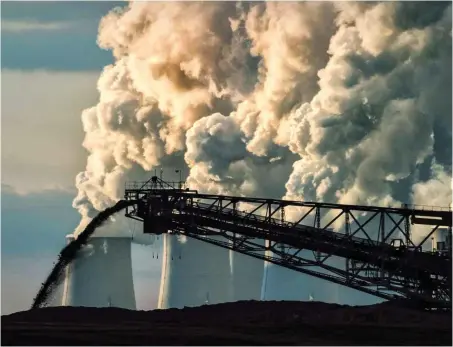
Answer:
[124, 177, 452, 309]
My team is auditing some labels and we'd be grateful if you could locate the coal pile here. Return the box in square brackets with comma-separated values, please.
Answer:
[2, 300, 451, 345]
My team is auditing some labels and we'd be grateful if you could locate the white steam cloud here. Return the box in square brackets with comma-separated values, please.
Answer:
[73, 1, 452, 237]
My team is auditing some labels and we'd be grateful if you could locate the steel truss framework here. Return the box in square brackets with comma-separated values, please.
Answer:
[124, 177, 452, 309]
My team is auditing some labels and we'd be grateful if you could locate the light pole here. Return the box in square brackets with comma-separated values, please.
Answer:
[175, 169, 182, 189]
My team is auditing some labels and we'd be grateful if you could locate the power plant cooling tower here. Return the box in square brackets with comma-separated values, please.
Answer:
[158, 233, 232, 309]
[261, 241, 383, 306]
[230, 237, 265, 301]
[62, 234, 136, 309]
[261, 242, 340, 303]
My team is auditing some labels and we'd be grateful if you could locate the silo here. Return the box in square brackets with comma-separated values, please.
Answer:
[158, 233, 232, 309]
[62, 234, 136, 309]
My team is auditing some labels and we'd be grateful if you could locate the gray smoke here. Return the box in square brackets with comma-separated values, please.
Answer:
[283, 2, 452, 210]
[73, 1, 451, 236]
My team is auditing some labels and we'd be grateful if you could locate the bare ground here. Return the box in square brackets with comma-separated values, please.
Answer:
[2, 300, 451, 345]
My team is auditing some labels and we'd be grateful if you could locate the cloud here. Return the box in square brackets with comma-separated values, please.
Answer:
[1, 1, 125, 24]
[185, 113, 297, 199]
[411, 160, 452, 208]
[1, 2, 120, 71]
[71, 1, 335, 234]
[1, 20, 74, 33]
[282, 2, 452, 209]
[72, 1, 250, 235]
[1, 70, 100, 194]
[1, 184, 80, 256]
[1, 29, 114, 72]
[71, 2, 451, 240]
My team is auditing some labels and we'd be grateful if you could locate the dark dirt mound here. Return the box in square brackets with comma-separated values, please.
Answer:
[2, 300, 451, 345]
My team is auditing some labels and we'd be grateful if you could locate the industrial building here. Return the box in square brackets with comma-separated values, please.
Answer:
[62, 234, 136, 309]
[431, 227, 452, 254]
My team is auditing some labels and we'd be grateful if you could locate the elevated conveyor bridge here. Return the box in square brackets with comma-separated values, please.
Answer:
[124, 176, 452, 309]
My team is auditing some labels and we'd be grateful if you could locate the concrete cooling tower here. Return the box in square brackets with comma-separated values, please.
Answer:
[62, 234, 136, 309]
[229, 238, 265, 301]
[158, 234, 232, 309]
[261, 241, 381, 306]
[261, 242, 340, 303]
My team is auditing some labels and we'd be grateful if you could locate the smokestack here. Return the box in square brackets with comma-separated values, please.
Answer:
[62, 235, 136, 309]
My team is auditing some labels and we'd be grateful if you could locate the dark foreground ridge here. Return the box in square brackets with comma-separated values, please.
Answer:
[2, 300, 451, 346]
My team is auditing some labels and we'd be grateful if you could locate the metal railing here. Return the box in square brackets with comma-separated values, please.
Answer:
[125, 181, 187, 190]
[400, 204, 452, 212]
[125, 179, 451, 212]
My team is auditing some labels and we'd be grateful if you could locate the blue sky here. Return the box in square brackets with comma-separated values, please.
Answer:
[1, 1, 119, 71]
[1, 1, 160, 314]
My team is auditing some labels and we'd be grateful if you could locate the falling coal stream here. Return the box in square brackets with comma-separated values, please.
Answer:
[31, 199, 137, 309]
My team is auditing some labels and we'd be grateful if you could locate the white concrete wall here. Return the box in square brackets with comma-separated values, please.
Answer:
[261, 243, 340, 303]
[158, 234, 232, 309]
[62, 236, 136, 309]
[261, 241, 382, 306]
[229, 237, 264, 301]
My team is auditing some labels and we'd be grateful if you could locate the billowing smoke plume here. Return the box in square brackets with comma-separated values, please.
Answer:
[412, 160, 452, 208]
[283, 2, 452, 210]
[73, 1, 452, 236]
